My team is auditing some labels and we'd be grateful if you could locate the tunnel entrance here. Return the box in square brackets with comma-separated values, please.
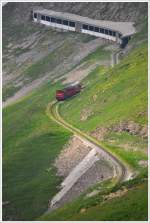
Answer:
[120, 36, 131, 49]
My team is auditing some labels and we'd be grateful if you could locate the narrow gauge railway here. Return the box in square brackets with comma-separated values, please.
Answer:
[47, 101, 131, 184]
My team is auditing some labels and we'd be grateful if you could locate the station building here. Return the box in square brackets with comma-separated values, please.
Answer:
[32, 9, 136, 47]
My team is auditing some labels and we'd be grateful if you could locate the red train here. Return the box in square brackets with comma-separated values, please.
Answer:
[56, 83, 82, 101]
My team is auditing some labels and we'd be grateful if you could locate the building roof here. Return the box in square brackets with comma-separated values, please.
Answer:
[34, 9, 136, 37]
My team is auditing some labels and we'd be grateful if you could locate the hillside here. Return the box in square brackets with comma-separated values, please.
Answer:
[39, 180, 148, 221]
[2, 2, 148, 105]
[59, 41, 148, 171]
[3, 82, 71, 220]
[2, 2, 148, 221]
[38, 32, 148, 221]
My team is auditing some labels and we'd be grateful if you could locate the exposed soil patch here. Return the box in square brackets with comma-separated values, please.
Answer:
[90, 120, 147, 141]
[80, 108, 94, 121]
[112, 121, 148, 138]
[90, 127, 108, 141]
[54, 135, 92, 177]
[103, 186, 128, 201]
[138, 160, 148, 168]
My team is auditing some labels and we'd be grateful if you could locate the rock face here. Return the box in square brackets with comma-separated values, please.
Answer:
[112, 121, 148, 138]
[2, 2, 148, 104]
[3, 2, 148, 27]
[90, 120, 148, 141]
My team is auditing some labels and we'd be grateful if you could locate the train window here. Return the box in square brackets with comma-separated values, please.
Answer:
[51, 17, 56, 23]
[41, 15, 46, 21]
[69, 21, 75, 27]
[56, 18, 62, 24]
[105, 29, 109, 35]
[89, 26, 94, 31]
[83, 24, 88, 30]
[109, 30, 112, 36]
[119, 33, 122, 38]
[100, 28, 104, 33]
[63, 20, 68, 25]
[95, 27, 99, 32]
[46, 16, 50, 22]
[112, 31, 116, 36]
[34, 13, 37, 18]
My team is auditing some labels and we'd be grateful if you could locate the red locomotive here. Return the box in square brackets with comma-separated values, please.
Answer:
[56, 83, 82, 101]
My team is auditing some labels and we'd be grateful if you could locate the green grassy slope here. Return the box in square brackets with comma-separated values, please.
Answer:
[3, 82, 71, 220]
[60, 41, 148, 172]
[60, 42, 147, 130]
[38, 40, 148, 221]
[3, 17, 148, 221]
[39, 180, 148, 221]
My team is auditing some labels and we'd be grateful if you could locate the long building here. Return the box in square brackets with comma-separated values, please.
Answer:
[32, 9, 136, 47]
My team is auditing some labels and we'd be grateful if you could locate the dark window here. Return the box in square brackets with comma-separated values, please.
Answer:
[56, 18, 62, 24]
[83, 24, 88, 30]
[105, 29, 109, 35]
[95, 27, 99, 32]
[89, 26, 94, 31]
[46, 16, 50, 22]
[69, 21, 75, 27]
[41, 15, 45, 21]
[112, 31, 116, 36]
[100, 28, 104, 33]
[63, 20, 68, 25]
[119, 33, 122, 38]
[109, 30, 112, 36]
[34, 13, 37, 18]
[51, 17, 56, 23]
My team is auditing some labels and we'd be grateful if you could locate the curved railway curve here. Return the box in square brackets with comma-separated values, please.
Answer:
[46, 101, 134, 208]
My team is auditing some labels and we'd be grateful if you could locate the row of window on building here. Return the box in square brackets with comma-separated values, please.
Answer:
[82, 24, 118, 37]
[34, 13, 121, 38]
[34, 13, 75, 27]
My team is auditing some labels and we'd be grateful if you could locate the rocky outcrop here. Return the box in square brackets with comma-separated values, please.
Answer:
[3, 2, 148, 27]
[90, 120, 147, 141]
[112, 121, 148, 138]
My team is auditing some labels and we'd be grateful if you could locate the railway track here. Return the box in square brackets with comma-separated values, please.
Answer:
[46, 100, 133, 207]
